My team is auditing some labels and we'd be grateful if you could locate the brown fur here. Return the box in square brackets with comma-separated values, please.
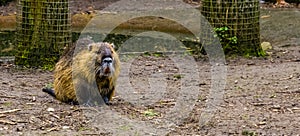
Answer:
[52, 42, 120, 104]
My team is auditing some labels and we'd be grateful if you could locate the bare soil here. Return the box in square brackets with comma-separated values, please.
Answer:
[1, 47, 299, 135]
[0, 0, 300, 136]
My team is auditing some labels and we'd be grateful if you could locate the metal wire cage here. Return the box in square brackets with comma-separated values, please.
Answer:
[16, 0, 71, 69]
[201, 0, 262, 56]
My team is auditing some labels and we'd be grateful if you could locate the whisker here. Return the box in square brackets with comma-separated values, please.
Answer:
[95, 67, 101, 75]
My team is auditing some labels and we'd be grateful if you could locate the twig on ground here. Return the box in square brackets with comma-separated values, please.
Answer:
[49, 112, 60, 119]
[0, 109, 21, 114]
[46, 127, 59, 132]
[252, 102, 272, 106]
[0, 114, 6, 118]
[0, 95, 17, 99]
[276, 90, 300, 94]
[0, 119, 16, 125]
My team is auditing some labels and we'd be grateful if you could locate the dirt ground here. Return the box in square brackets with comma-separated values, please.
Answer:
[1, 0, 300, 136]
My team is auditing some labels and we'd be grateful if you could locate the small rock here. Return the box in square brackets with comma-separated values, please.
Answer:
[32, 96, 36, 102]
[266, 51, 273, 56]
[261, 42, 272, 51]
[257, 121, 267, 125]
[247, 62, 255, 65]
[234, 80, 238, 84]
[284, 86, 289, 89]
[240, 75, 247, 79]
[272, 105, 281, 109]
[47, 107, 55, 112]
[158, 64, 164, 68]
[283, 51, 288, 54]
[16, 127, 23, 131]
[62, 126, 70, 129]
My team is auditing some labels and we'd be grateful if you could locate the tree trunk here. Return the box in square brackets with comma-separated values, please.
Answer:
[16, 0, 71, 69]
[201, 0, 263, 56]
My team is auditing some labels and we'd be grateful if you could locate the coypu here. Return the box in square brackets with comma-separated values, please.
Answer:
[43, 42, 120, 105]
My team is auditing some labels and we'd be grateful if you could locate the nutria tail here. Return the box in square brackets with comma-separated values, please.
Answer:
[42, 88, 56, 98]
[42, 88, 79, 105]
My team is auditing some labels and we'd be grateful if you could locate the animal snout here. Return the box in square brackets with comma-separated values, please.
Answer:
[103, 57, 112, 64]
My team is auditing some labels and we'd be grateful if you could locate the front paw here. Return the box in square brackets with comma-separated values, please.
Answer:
[103, 96, 111, 105]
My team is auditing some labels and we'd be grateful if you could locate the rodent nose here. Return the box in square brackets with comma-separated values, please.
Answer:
[103, 57, 112, 63]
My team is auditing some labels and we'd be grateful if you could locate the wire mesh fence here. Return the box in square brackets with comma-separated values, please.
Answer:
[201, 0, 262, 56]
[15, 0, 71, 69]
[1, 0, 264, 69]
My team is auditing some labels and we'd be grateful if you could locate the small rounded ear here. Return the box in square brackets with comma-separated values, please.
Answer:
[88, 43, 94, 51]
[110, 43, 115, 49]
